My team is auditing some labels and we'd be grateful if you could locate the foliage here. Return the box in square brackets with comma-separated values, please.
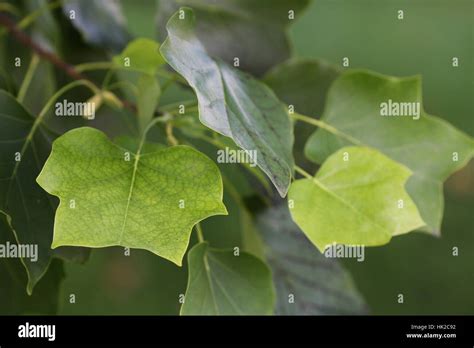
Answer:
[0, 0, 472, 315]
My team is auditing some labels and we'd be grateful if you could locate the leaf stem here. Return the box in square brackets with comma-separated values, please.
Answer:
[141, 115, 170, 140]
[37, 80, 100, 121]
[196, 223, 204, 243]
[291, 112, 361, 145]
[165, 122, 179, 146]
[106, 80, 139, 97]
[179, 125, 272, 194]
[8, 80, 99, 191]
[75, 61, 115, 73]
[17, 53, 39, 103]
[294, 165, 313, 179]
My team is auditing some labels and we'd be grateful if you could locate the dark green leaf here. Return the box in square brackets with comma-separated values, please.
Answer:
[0, 221, 64, 314]
[160, 8, 294, 196]
[0, 91, 87, 294]
[256, 204, 368, 315]
[63, 0, 132, 52]
[157, 0, 309, 76]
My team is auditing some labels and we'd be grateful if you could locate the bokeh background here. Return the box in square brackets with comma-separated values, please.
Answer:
[54, 0, 474, 315]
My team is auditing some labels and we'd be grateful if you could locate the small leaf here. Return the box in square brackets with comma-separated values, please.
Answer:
[289, 146, 425, 251]
[257, 204, 368, 315]
[113, 38, 166, 75]
[63, 0, 132, 52]
[181, 242, 275, 315]
[36, 127, 227, 265]
[157, 0, 310, 76]
[160, 8, 294, 197]
[137, 74, 160, 132]
[305, 71, 474, 233]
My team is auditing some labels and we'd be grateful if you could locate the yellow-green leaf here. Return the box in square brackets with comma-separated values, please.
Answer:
[289, 146, 425, 251]
[305, 71, 474, 234]
[37, 127, 227, 265]
[113, 38, 165, 75]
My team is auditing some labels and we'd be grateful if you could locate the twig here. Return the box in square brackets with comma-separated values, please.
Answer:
[0, 13, 154, 116]
[0, 13, 88, 81]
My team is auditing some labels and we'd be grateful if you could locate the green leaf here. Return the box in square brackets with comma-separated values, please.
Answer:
[160, 8, 294, 197]
[63, 0, 132, 52]
[257, 204, 368, 315]
[0, 222, 64, 315]
[157, 0, 309, 76]
[181, 242, 275, 315]
[289, 146, 425, 251]
[113, 38, 166, 75]
[0, 90, 82, 293]
[305, 71, 474, 233]
[264, 59, 341, 169]
[112, 39, 164, 132]
[36, 127, 227, 265]
[136, 74, 160, 132]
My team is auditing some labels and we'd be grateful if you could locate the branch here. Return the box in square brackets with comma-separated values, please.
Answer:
[0, 13, 87, 81]
[0, 13, 138, 114]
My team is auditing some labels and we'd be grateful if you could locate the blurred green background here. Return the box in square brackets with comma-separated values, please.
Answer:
[58, 0, 473, 315]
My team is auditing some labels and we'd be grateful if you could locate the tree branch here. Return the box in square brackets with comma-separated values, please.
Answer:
[0, 13, 88, 81]
[0, 12, 138, 113]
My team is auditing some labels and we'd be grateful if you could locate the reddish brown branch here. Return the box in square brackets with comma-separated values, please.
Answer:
[0, 13, 89, 81]
[0, 12, 138, 113]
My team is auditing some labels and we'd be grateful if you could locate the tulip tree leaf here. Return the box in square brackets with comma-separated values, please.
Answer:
[161, 8, 294, 197]
[157, 0, 310, 76]
[63, 0, 132, 52]
[181, 242, 275, 315]
[305, 71, 474, 234]
[256, 204, 368, 315]
[0, 91, 87, 294]
[0, 221, 64, 315]
[36, 127, 227, 265]
[136, 74, 161, 132]
[289, 146, 425, 251]
[113, 39, 164, 131]
[113, 38, 166, 75]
